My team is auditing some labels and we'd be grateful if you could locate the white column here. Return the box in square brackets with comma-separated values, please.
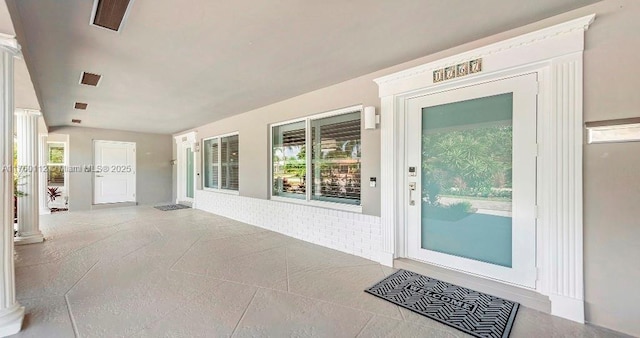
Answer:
[38, 134, 49, 215]
[14, 109, 43, 245]
[0, 34, 24, 337]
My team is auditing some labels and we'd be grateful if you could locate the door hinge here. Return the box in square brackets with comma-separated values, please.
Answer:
[534, 205, 540, 219]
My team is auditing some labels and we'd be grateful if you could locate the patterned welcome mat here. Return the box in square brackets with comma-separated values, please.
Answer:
[365, 269, 519, 338]
[154, 204, 190, 211]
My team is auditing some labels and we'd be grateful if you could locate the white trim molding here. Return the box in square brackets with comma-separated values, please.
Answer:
[374, 14, 594, 323]
[174, 131, 197, 205]
[0, 33, 20, 55]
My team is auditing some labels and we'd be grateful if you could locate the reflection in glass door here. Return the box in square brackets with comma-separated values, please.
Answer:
[407, 74, 538, 288]
[421, 93, 514, 268]
[186, 147, 194, 199]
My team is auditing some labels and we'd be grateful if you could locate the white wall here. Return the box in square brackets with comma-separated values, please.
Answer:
[177, 1, 640, 335]
[50, 126, 173, 211]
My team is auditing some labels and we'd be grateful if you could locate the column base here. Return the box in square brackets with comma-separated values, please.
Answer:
[14, 231, 44, 245]
[550, 293, 585, 323]
[377, 251, 395, 267]
[0, 304, 24, 337]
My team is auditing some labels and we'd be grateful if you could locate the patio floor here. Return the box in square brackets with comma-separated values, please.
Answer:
[11, 206, 626, 337]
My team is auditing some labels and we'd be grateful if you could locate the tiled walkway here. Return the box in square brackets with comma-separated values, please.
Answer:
[12, 207, 626, 337]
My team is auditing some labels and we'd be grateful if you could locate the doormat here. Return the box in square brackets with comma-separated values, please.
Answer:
[154, 204, 190, 211]
[365, 269, 519, 338]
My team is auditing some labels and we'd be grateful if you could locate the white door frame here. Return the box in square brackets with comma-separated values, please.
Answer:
[374, 15, 594, 323]
[174, 131, 197, 204]
[406, 74, 538, 288]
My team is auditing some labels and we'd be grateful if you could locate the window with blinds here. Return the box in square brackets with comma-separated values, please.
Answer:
[203, 133, 239, 191]
[203, 138, 218, 189]
[221, 135, 239, 190]
[272, 121, 306, 199]
[311, 112, 361, 205]
[270, 106, 361, 207]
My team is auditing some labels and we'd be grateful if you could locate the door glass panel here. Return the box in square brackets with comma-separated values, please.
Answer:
[186, 148, 194, 198]
[421, 93, 513, 267]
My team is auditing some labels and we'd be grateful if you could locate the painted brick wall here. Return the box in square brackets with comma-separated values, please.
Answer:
[195, 190, 383, 262]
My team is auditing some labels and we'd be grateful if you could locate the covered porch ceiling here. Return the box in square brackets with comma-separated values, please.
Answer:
[8, 0, 600, 134]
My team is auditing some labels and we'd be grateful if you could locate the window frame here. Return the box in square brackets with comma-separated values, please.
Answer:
[46, 142, 66, 188]
[201, 131, 240, 195]
[269, 105, 363, 213]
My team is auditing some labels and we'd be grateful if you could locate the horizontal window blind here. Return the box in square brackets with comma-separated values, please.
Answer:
[311, 111, 361, 205]
[203, 138, 219, 189]
[220, 135, 239, 191]
[272, 121, 307, 199]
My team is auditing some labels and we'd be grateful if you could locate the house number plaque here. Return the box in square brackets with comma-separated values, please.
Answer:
[433, 58, 482, 83]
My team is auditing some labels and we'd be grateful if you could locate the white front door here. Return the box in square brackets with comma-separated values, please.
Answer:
[406, 74, 538, 288]
[94, 140, 136, 204]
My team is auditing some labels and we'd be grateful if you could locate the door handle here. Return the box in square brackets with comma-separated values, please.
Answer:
[409, 182, 416, 206]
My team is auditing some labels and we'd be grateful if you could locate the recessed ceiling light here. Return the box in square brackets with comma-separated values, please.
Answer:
[74, 102, 88, 110]
[80, 72, 101, 86]
[90, 0, 133, 32]
[72, 119, 82, 124]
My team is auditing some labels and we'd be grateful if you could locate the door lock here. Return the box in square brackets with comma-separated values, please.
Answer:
[409, 182, 416, 206]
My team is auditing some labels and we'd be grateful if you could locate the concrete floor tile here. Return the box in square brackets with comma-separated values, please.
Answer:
[286, 242, 378, 274]
[173, 230, 293, 277]
[358, 315, 460, 338]
[15, 252, 99, 300]
[71, 226, 162, 263]
[233, 288, 372, 338]
[13, 207, 628, 337]
[207, 247, 289, 291]
[133, 281, 257, 338]
[66, 258, 217, 337]
[14, 226, 119, 268]
[10, 296, 75, 338]
[510, 307, 631, 338]
[288, 265, 403, 319]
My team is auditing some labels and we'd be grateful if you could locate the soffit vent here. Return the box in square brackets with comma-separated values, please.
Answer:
[91, 0, 132, 32]
[80, 72, 101, 86]
[72, 119, 82, 124]
[75, 102, 88, 110]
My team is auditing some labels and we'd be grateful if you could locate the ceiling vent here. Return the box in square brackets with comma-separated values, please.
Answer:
[71, 119, 82, 124]
[74, 102, 88, 110]
[90, 0, 133, 32]
[80, 72, 101, 86]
